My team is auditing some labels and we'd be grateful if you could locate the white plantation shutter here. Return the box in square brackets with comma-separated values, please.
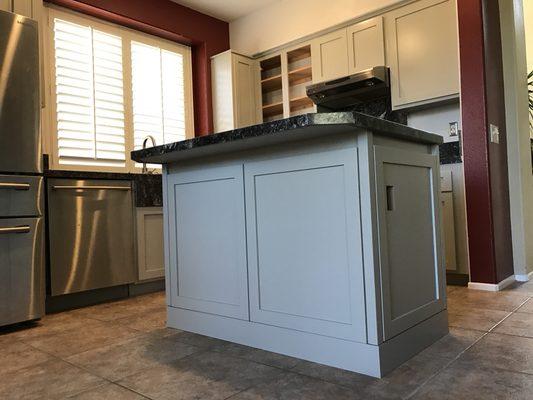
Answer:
[53, 19, 125, 167]
[131, 41, 186, 153]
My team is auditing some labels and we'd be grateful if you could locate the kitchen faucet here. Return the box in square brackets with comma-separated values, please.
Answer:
[142, 135, 157, 174]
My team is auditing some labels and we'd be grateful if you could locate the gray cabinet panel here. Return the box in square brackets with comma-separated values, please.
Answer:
[167, 164, 249, 320]
[374, 146, 445, 339]
[245, 149, 366, 342]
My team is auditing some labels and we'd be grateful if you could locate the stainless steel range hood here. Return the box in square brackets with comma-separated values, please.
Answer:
[306, 66, 390, 111]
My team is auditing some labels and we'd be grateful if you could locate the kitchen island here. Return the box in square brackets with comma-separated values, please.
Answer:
[131, 112, 447, 378]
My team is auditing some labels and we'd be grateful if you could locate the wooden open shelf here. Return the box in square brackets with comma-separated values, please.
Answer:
[262, 101, 284, 118]
[288, 45, 311, 64]
[290, 96, 314, 111]
[261, 74, 282, 91]
[288, 66, 312, 85]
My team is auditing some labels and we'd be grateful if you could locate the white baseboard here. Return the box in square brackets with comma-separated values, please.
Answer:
[515, 271, 533, 282]
[468, 274, 516, 292]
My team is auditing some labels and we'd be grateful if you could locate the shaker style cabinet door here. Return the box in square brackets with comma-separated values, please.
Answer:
[374, 146, 446, 340]
[311, 28, 349, 83]
[347, 17, 385, 75]
[136, 207, 165, 281]
[0, 0, 11, 12]
[441, 192, 457, 271]
[166, 163, 249, 320]
[244, 149, 367, 342]
[13, 0, 33, 17]
[385, 0, 459, 109]
[232, 54, 259, 129]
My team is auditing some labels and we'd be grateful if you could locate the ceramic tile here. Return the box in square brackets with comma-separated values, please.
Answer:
[164, 330, 229, 349]
[493, 312, 533, 338]
[0, 359, 103, 400]
[410, 360, 533, 400]
[115, 307, 167, 333]
[211, 342, 300, 369]
[67, 334, 200, 381]
[418, 327, 484, 360]
[447, 307, 510, 331]
[458, 332, 533, 375]
[447, 288, 529, 312]
[517, 298, 533, 314]
[67, 383, 148, 399]
[229, 371, 361, 400]
[23, 319, 140, 357]
[0, 339, 55, 374]
[118, 350, 283, 400]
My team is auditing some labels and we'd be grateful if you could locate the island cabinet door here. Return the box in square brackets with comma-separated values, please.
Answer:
[244, 148, 367, 342]
[166, 164, 249, 320]
[374, 146, 446, 340]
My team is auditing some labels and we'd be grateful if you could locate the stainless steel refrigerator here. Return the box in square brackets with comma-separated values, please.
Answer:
[0, 10, 44, 326]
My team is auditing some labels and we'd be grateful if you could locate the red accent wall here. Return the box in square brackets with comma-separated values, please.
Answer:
[457, 0, 514, 283]
[45, 0, 230, 136]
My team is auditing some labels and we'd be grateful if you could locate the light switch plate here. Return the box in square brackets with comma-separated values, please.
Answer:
[489, 124, 500, 144]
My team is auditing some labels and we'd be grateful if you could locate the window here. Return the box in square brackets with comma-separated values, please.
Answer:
[48, 9, 193, 171]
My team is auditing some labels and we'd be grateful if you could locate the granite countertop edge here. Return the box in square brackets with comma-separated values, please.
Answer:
[131, 112, 443, 163]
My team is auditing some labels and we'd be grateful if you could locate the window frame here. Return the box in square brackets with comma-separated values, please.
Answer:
[45, 6, 194, 172]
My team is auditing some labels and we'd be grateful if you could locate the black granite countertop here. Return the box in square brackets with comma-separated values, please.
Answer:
[131, 112, 443, 164]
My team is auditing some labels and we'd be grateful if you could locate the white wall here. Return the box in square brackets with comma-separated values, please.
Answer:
[407, 103, 461, 143]
[229, 0, 406, 55]
[524, 0, 533, 72]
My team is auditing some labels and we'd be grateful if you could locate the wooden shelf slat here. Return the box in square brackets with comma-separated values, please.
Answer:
[289, 96, 314, 111]
[261, 74, 282, 91]
[262, 101, 284, 118]
[288, 65, 312, 84]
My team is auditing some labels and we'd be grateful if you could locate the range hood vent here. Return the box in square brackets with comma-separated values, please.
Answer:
[306, 66, 390, 111]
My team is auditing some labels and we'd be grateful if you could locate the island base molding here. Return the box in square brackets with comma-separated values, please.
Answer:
[167, 306, 448, 378]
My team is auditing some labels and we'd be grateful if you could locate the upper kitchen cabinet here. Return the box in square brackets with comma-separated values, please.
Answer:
[311, 29, 349, 83]
[211, 50, 261, 133]
[347, 17, 385, 75]
[0, 1, 10, 12]
[13, 0, 34, 17]
[385, 0, 460, 109]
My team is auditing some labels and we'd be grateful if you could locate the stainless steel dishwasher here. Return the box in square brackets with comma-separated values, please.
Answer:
[47, 179, 135, 296]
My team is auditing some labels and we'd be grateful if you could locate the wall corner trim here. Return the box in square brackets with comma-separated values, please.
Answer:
[467, 274, 516, 291]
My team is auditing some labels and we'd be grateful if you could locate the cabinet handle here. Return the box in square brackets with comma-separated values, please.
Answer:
[0, 226, 31, 234]
[386, 185, 395, 211]
[0, 182, 30, 190]
[52, 185, 131, 191]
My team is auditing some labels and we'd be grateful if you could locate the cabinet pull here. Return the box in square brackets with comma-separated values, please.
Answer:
[0, 226, 31, 234]
[52, 185, 131, 191]
[386, 185, 395, 211]
[0, 182, 30, 190]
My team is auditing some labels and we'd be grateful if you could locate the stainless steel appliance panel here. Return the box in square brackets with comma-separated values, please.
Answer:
[48, 179, 135, 296]
[0, 11, 41, 174]
[0, 217, 44, 325]
[0, 175, 43, 217]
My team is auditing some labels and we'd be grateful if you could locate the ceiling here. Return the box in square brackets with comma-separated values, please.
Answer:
[170, 0, 280, 22]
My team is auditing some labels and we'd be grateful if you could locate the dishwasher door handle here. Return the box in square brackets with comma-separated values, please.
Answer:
[52, 185, 131, 191]
[0, 226, 31, 234]
[0, 182, 31, 190]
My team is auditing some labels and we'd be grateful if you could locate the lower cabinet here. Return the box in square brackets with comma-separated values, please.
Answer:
[166, 164, 249, 320]
[244, 149, 367, 342]
[374, 146, 446, 339]
[136, 207, 165, 281]
[441, 191, 457, 271]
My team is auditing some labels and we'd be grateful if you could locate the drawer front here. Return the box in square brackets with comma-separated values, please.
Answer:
[0, 175, 43, 217]
[0, 217, 44, 325]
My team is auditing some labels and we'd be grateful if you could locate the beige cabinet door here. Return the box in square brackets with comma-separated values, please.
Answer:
[441, 192, 457, 271]
[311, 28, 349, 83]
[13, 0, 32, 17]
[347, 16, 385, 74]
[385, 0, 459, 109]
[0, 0, 11, 12]
[136, 207, 165, 281]
[232, 54, 258, 129]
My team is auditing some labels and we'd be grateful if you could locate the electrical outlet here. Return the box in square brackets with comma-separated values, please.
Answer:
[449, 122, 459, 137]
[489, 124, 500, 144]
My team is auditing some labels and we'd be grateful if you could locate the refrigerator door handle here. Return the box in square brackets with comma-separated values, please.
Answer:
[0, 226, 31, 234]
[0, 182, 31, 190]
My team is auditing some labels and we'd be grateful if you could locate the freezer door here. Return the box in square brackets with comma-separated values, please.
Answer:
[48, 179, 136, 295]
[0, 175, 43, 217]
[0, 11, 41, 174]
[0, 217, 44, 326]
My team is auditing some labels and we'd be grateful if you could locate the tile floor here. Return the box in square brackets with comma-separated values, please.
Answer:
[1, 282, 532, 400]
